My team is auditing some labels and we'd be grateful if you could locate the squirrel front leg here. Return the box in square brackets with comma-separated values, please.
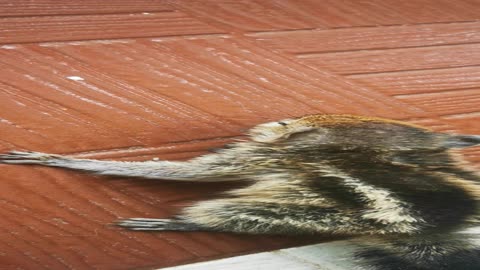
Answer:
[0, 151, 243, 182]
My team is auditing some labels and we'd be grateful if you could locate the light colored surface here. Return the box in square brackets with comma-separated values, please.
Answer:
[161, 241, 360, 270]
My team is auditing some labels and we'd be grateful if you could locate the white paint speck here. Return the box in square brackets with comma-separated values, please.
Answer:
[0, 118, 13, 124]
[259, 77, 269, 82]
[142, 12, 151, 15]
[52, 218, 69, 225]
[1, 45, 16, 50]
[66, 76, 85, 81]
[152, 157, 160, 161]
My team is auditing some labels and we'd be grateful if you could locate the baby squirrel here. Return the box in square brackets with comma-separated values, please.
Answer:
[1, 114, 480, 270]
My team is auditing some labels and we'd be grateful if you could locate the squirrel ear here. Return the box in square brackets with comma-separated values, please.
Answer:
[443, 134, 480, 148]
[248, 120, 316, 143]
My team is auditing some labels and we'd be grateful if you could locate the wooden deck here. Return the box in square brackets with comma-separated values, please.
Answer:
[0, 1, 479, 269]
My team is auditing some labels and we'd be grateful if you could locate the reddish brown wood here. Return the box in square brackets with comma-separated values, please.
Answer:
[170, 0, 319, 32]
[0, 0, 173, 17]
[172, 0, 480, 31]
[349, 66, 480, 95]
[0, 12, 224, 44]
[0, 1, 479, 269]
[297, 44, 480, 75]
[270, 0, 480, 28]
[249, 22, 480, 54]
[395, 89, 480, 116]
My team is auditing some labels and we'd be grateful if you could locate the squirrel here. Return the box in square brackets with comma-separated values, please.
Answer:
[1, 114, 480, 269]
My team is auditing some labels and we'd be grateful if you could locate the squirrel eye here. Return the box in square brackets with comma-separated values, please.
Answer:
[278, 121, 287, 126]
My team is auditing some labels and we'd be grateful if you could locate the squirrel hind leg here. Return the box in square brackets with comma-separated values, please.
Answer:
[115, 218, 206, 232]
[178, 198, 355, 235]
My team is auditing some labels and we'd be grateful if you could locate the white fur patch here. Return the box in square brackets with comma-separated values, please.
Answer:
[324, 169, 420, 233]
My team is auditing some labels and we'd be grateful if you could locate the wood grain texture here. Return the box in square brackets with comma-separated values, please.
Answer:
[346, 65, 480, 135]
[169, 0, 319, 32]
[395, 89, 480, 116]
[350, 66, 480, 95]
[0, 43, 244, 152]
[298, 43, 480, 75]
[441, 113, 480, 134]
[249, 22, 480, 54]
[0, 0, 172, 17]
[172, 0, 480, 32]
[269, 0, 480, 28]
[44, 37, 424, 119]
[0, 11, 224, 44]
[0, 37, 426, 153]
[395, 88, 480, 134]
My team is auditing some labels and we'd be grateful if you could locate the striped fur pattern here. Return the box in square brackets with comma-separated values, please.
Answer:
[1, 114, 480, 269]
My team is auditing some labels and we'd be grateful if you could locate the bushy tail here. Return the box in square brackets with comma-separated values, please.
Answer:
[354, 234, 480, 270]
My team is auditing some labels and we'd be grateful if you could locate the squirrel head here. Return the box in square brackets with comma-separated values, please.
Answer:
[248, 114, 480, 153]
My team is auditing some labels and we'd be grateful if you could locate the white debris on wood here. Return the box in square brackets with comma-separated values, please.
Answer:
[66, 76, 85, 81]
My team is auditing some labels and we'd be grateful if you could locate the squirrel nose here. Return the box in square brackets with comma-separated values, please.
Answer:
[444, 135, 480, 148]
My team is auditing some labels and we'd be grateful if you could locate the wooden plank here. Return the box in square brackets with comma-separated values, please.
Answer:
[248, 22, 480, 54]
[0, 0, 172, 17]
[441, 112, 480, 134]
[173, 0, 480, 32]
[298, 43, 480, 75]
[350, 66, 480, 95]
[0, 11, 224, 44]
[395, 89, 480, 116]
[46, 37, 426, 119]
[350, 67, 480, 135]
[170, 0, 320, 32]
[0, 46, 243, 152]
[271, 0, 480, 28]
